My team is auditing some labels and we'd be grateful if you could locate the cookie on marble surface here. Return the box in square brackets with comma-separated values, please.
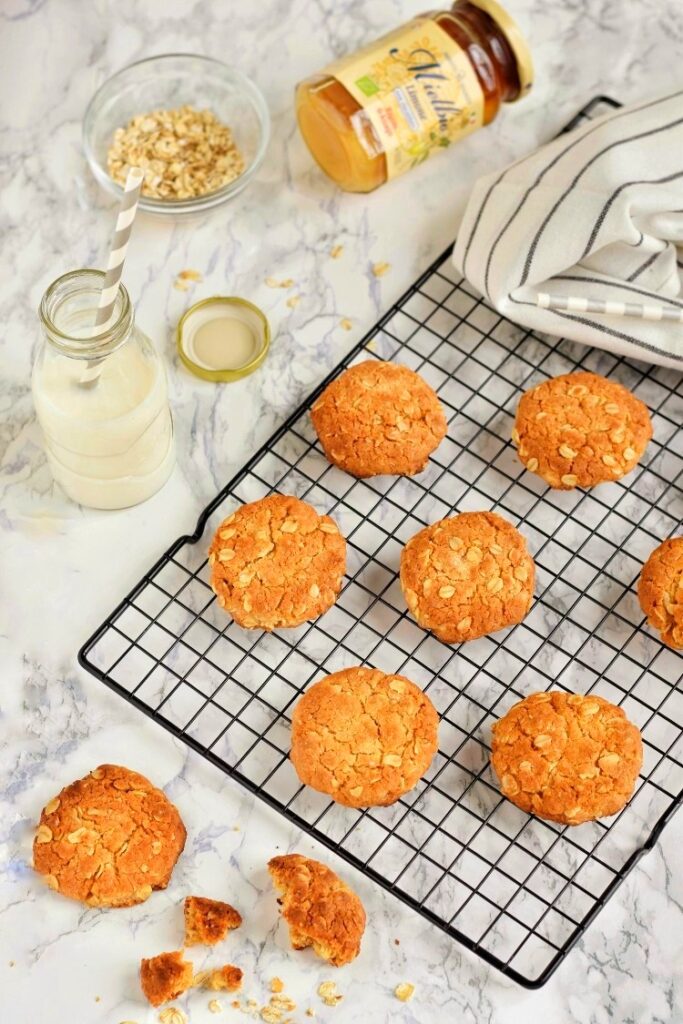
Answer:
[491, 691, 643, 825]
[209, 494, 346, 630]
[311, 360, 447, 477]
[638, 536, 683, 648]
[513, 371, 652, 489]
[140, 950, 194, 1006]
[400, 510, 534, 644]
[184, 895, 242, 945]
[268, 853, 366, 966]
[195, 964, 244, 992]
[33, 764, 186, 907]
[290, 666, 438, 807]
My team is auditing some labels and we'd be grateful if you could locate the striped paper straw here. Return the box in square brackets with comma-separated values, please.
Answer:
[537, 291, 683, 324]
[80, 166, 145, 385]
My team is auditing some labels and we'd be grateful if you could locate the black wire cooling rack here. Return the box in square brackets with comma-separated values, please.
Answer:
[79, 96, 683, 988]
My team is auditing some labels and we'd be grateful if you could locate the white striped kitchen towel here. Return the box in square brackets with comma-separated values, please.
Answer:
[453, 90, 683, 369]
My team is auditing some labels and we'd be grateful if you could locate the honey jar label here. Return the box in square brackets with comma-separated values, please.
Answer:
[325, 16, 484, 179]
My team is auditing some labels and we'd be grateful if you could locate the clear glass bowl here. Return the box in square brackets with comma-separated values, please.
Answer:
[83, 53, 270, 215]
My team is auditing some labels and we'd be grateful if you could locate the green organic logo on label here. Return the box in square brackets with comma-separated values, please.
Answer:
[356, 75, 379, 96]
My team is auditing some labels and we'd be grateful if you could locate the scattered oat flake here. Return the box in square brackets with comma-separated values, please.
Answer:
[330, 245, 344, 259]
[173, 279, 190, 291]
[372, 261, 391, 277]
[159, 1010, 187, 1024]
[271, 995, 296, 1012]
[394, 982, 415, 1002]
[178, 269, 203, 281]
[209, 999, 222, 1013]
[265, 277, 295, 288]
[270, 978, 285, 994]
[95, 995, 101, 1002]
[259, 1008, 280, 1023]
[318, 981, 343, 1006]
[286, 295, 300, 309]
[340, 318, 353, 331]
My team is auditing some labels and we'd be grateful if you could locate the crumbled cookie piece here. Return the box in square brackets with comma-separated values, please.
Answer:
[270, 978, 285, 994]
[330, 245, 344, 259]
[209, 494, 346, 630]
[340, 318, 353, 331]
[311, 360, 447, 478]
[371, 262, 391, 277]
[107, 106, 244, 200]
[513, 371, 651, 489]
[638, 536, 683, 647]
[394, 982, 415, 1002]
[33, 764, 186, 907]
[268, 854, 365, 966]
[140, 951, 193, 1007]
[286, 295, 301, 309]
[184, 895, 242, 945]
[318, 980, 343, 1006]
[196, 965, 243, 992]
[400, 511, 534, 643]
[291, 667, 438, 807]
[491, 691, 643, 825]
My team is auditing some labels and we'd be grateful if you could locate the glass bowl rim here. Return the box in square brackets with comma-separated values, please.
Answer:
[82, 52, 271, 215]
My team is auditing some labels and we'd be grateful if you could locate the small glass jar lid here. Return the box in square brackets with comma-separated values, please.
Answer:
[177, 296, 270, 382]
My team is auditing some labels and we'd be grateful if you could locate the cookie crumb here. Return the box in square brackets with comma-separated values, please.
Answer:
[173, 279, 190, 291]
[209, 999, 222, 1013]
[95, 995, 101, 1002]
[318, 981, 343, 1006]
[231, 1001, 241, 1009]
[372, 262, 390, 277]
[178, 269, 203, 282]
[330, 245, 344, 259]
[305, 1011, 315, 1019]
[270, 978, 285, 993]
[286, 295, 301, 309]
[340, 318, 352, 331]
[394, 939, 400, 946]
[158, 1009, 187, 1024]
[265, 277, 295, 289]
[394, 982, 415, 1002]
[8, 961, 15, 967]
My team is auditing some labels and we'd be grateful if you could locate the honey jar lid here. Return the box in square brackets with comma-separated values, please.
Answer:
[469, 0, 534, 99]
[177, 296, 271, 383]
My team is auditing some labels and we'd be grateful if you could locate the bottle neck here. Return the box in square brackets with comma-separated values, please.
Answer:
[39, 269, 134, 360]
[447, 1, 523, 104]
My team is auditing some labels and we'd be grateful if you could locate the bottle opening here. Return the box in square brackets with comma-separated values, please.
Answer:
[39, 269, 133, 359]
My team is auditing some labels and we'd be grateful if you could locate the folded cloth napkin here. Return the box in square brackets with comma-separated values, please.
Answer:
[453, 89, 683, 369]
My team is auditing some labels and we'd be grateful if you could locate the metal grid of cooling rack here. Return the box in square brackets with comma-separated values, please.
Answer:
[79, 97, 683, 988]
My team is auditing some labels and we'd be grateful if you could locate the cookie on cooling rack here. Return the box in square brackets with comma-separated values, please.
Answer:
[140, 950, 194, 1006]
[638, 536, 683, 648]
[513, 371, 652, 489]
[184, 895, 242, 945]
[33, 764, 186, 907]
[208, 494, 346, 630]
[400, 511, 534, 644]
[491, 691, 643, 826]
[268, 853, 366, 966]
[290, 666, 439, 807]
[310, 360, 447, 477]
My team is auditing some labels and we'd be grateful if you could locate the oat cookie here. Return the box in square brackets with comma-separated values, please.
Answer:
[209, 494, 346, 630]
[311, 360, 447, 477]
[513, 371, 651, 489]
[33, 764, 186, 907]
[491, 691, 643, 825]
[268, 853, 366, 966]
[184, 895, 242, 945]
[638, 536, 683, 648]
[290, 666, 439, 807]
[140, 950, 194, 1006]
[400, 511, 534, 644]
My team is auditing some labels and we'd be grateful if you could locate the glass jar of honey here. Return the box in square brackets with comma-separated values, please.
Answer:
[296, 0, 533, 193]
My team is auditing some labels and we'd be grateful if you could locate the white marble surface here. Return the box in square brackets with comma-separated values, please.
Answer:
[2, 1, 683, 1021]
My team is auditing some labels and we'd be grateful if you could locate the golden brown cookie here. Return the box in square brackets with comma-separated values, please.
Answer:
[400, 511, 534, 644]
[513, 371, 652, 489]
[195, 964, 244, 992]
[290, 666, 439, 807]
[140, 950, 194, 1006]
[491, 691, 643, 825]
[311, 360, 447, 477]
[184, 895, 242, 945]
[268, 853, 366, 966]
[638, 536, 683, 648]
[33, 764, 186, 907]
[209, 494, 346, 630]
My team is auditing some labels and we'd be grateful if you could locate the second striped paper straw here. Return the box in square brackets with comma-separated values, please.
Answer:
[80, 166, 145, 386]
[537, 291, 683, 324]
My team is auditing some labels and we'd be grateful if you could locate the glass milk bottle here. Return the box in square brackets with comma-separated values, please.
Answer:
[33, 269, 175, 510]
